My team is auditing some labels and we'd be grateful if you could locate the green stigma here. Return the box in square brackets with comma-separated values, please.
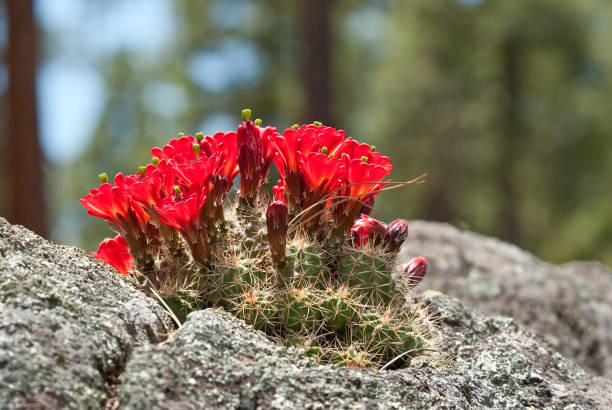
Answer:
[139, 166, 146, 176]
[177, 132, 185, 137]
[242, 108, 252, 122]
[152, 157, 159, 166]
[292, 123, 299, 130]
[195, 132, 204, 141]
[321, 146, 328, 154]
[313, 121, 323, 126]
[254, 119, 263, 127]
[98, 173, 109, 184]
[361, 156, 368, 163]
[173, 185, 181, 195]
[370, 145, 376, 152]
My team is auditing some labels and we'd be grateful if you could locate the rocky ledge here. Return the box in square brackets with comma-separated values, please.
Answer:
[1, 217, 611, 409]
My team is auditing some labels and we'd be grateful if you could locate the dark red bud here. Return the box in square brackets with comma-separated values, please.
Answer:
[349, 214, 387, 247]
[401, 256, 427, 287]
[384, 219, 409, 253]
[266, 200, 289, 269]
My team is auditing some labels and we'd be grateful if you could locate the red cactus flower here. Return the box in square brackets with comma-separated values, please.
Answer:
[237, 110, 278, 204]
[90, 235, 134, 274]
[81, 182, 150, 239]
[210, 131, 240, 186]
[273, 124, 346, 211]
[266, 200, 289, 269]
[349, 214, 387, 247]
[384, 219, 409, 253]
[128, 165, 176, 210]
[331, 157, 392, 236]
[401, 256, 428, 287]
[155, 190, 205, 237]
[173, 154, 220, 196]
[330, 139, 392, 174]
[273, 123, 391, 233]
[299, 152, 345, 204]
[151, 135, 197, 162]
[154, 189, 211, 263]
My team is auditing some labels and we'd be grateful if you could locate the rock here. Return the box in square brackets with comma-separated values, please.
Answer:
[401, 220, 612, 378]
[0, 217, 174, 408]
[118, 295, 612, 409]
[2, 217, 611, 409]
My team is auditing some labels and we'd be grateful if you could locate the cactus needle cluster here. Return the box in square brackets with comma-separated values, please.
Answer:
[83, 109, 432, 368]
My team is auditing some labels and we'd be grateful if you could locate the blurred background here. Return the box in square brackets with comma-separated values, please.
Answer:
[1, 0, 611, 266]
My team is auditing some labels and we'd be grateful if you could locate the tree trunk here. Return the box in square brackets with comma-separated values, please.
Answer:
[300, 0, 335, 125]
[6, 0, 46, 237]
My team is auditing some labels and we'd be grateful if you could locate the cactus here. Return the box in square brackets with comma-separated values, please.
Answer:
[279, 287, 322, 332]
[320, 286, 357, 331]
[84, 110, 433, 369]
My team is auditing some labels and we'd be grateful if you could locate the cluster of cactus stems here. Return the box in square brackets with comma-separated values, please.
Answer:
[83, 109, 432, 369]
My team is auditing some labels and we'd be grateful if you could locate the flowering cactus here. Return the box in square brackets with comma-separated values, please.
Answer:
[83, 109, 431, 368]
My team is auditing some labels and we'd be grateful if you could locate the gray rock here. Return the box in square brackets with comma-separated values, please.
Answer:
[118, 294, 612, 409]
[0, 217, 173, 408]
[2, 217, 611, 409]
[402, 220, 612, 377]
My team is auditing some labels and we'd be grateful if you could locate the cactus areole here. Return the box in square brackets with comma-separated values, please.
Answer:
[83, 110, 432, 368]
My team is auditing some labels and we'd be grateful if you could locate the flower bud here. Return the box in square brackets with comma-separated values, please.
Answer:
[266, 200, 289, 269]
[384, 219, 409, 253]
[400, 256, 427, 287]
[349, 214, 387, 247]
